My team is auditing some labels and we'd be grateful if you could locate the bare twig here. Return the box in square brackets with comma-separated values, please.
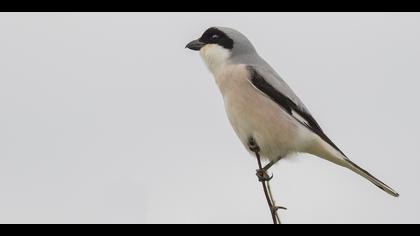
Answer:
[255, 151, 280, 224]
[267, 180, 283, 224]
[248, 137, 284, 224]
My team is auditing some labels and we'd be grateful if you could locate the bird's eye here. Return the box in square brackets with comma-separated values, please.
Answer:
[212, 34, 219, 39]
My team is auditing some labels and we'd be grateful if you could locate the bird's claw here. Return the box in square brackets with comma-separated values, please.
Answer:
[256, 169, 273, 182]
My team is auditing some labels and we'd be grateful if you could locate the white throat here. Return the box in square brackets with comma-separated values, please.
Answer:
[199, 44, 231, 75]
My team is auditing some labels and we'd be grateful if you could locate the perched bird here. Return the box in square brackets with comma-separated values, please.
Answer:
[186, 26, 399, 197]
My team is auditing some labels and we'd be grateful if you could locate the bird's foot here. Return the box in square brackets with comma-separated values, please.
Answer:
[256, 168, 273, 182]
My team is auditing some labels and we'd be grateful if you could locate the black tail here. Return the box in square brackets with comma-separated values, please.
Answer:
[346, 160, 399, 197]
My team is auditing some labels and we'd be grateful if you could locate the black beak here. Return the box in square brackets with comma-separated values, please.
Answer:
[185, 39, 205, 51]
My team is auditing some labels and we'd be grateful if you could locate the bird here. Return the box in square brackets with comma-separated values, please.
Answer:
[185, 26, 399, 198]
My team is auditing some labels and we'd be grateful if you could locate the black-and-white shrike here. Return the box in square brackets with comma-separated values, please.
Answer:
[186, 27, 399, 197]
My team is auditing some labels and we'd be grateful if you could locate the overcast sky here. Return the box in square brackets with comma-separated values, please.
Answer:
[0, 12, 419, 224]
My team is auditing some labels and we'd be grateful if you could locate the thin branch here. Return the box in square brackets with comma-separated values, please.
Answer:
[266, 180, 281, 224]
[255, 151, 280, 224]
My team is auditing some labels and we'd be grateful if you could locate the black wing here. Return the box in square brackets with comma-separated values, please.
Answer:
[247, 66, 346, 157]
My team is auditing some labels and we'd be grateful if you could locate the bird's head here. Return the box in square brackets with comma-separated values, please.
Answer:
[186, 27, 257, 74]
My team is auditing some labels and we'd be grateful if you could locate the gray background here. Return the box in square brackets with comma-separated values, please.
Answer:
[0, 12, 419, 224]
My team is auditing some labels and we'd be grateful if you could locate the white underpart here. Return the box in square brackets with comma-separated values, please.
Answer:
[211, 63, 317, 160]
[199, 44, 231, 75]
